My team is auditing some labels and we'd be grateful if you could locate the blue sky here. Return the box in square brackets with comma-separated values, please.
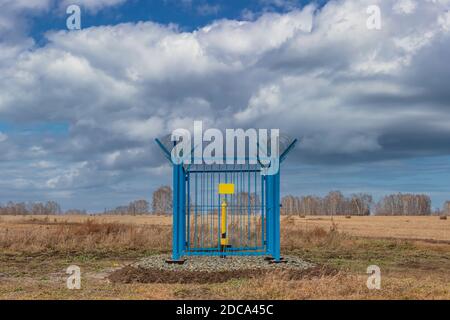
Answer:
[1, 0, 450, 211]
[30, 0, 327, 42]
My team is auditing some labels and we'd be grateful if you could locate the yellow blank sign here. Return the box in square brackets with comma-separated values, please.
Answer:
[218, 183, 235, 195]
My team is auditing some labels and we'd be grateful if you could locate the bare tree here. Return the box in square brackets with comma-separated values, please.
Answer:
[350, 193, 373, 216]
[45, 201, 61, 215]
[375, 193, 431, 216]
[324, 191, 345, 216]
[281, 195, 300, 215]
[444, 201, 450, 215]
[128, 199, 149, 215]
[152, 186, 172, 215]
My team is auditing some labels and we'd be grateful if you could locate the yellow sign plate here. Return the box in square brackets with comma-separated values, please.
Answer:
[218, 183, 235, 195]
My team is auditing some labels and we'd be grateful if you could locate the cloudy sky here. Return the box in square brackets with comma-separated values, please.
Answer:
[1, 0, 450, 211]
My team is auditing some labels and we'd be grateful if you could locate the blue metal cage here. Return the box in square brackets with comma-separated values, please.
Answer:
[155, 135, 297, 262]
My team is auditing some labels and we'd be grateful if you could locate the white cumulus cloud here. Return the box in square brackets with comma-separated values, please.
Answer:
[1, 0, 450, 208]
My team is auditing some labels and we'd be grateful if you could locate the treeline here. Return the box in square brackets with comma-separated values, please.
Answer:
[103, 199, 150, 215]
[375, 194, 431, 216]
[1, 188, 448, 216]
[0, 201, 62, 215]
[282, 192, 372, 216]
[117, 186, 172, 215]
[103, 186, 173, 215]
[281, 191, 437, 216]
[0, 185, 173, 216]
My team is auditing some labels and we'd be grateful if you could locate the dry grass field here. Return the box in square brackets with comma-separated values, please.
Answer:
[0, 215, 448, 299]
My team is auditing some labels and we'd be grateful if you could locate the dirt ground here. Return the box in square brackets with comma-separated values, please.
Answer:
[0, 215, 448, 299]
[108, 265, 337, 284]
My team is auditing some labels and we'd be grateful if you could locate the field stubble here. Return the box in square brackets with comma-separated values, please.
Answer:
[0, 215, 448, 299]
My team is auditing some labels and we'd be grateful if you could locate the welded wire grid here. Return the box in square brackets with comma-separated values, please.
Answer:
[185, 163, 265, 255]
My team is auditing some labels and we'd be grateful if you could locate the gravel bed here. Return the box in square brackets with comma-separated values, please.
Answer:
[133, 254, 314, 272]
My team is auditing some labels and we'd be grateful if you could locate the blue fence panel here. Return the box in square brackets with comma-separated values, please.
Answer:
[185, 164, 266, 256]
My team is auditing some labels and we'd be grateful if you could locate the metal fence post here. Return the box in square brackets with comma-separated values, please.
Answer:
[179, 165, 186, 257]
[273, 171, 281, 262]
[172, 163, 184, 261]
[266, 174, 273, 256]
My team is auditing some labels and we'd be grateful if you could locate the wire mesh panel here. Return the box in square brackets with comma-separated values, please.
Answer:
[185, 164, 266, 256]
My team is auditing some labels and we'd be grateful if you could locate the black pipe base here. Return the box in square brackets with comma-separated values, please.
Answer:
[165, 259, 186, 265]
[268, 257, 288, 264]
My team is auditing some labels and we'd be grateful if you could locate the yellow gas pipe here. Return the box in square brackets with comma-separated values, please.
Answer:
[218, 183, 234, 254]
[220, 199, 228, 247]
